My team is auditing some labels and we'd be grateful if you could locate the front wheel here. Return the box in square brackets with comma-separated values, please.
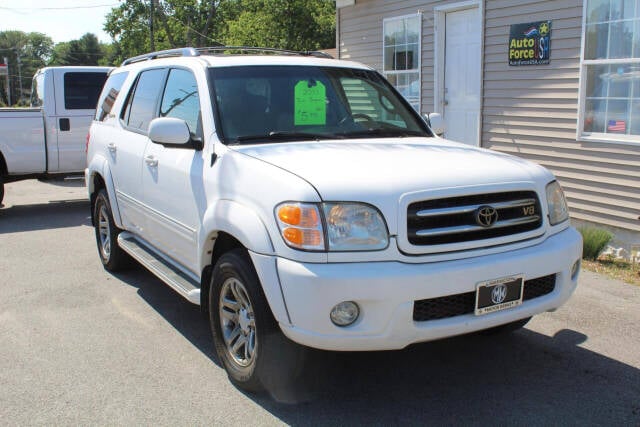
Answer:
[209, 249, 307, 394]
[0, 175, 4, 205]
[93, 189, 129, 271]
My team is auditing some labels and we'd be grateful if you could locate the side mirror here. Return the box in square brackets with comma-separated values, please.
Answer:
[148, 117, 202, 150]
[424, 112, 445, 137]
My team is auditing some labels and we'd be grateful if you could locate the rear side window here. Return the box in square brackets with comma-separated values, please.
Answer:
[122, 68, 166, 132]
[95, 72, 128, 121]
[64, 72, 108, 110]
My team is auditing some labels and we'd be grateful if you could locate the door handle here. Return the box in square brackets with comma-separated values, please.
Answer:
[59, 118, 70, 131]
[107, 143, 117, 152]
[145, 155, 158, 167]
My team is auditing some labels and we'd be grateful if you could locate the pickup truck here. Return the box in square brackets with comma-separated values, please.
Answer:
[0, 66, 111, 205]
[86, 47, 582, 396]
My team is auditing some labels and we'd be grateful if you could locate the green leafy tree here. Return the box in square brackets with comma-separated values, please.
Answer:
[99, 42, 121, 67]
[103, 0, 335, 63]
[223, 0, 335, 51]
[0, 31, 53, 105]
[104, 0, 226, 63]
[50, 33, 105, 66]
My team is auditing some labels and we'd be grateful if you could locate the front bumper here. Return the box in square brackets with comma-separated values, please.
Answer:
[260, 227, 581, 351]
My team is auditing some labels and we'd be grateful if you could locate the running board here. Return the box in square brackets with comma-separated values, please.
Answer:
[117, 232, 201, 305]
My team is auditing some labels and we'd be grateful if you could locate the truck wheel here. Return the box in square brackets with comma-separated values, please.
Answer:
[93, 189, 128, 271]
[209, 249, 307, 395]
[481, 316, 532, 335]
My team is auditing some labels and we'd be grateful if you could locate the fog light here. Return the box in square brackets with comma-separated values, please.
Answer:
[571, 259, 581, 279]
[330, 301, 359, 326]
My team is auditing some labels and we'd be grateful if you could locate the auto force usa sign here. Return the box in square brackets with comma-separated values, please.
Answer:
[509, 21, 551, 66]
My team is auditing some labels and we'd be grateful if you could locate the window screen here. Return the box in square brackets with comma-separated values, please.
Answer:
[383, 14, 421, 112]
[581, 0, 640, 138]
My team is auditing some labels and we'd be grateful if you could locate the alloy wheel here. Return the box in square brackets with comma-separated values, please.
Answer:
[97, 205, 111, 259]
[219, 277, 257, 367]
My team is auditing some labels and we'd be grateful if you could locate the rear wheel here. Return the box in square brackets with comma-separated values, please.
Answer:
[93, 189, 129, 271]
[0, 175, 4, 205]
[209, 249, 307, 395]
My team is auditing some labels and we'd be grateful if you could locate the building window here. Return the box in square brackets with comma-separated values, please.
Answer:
[581, 0, 640, 141]
[383, 14, 421, 112]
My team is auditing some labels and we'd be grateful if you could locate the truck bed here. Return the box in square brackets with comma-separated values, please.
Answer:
[0, 108, 46, 174]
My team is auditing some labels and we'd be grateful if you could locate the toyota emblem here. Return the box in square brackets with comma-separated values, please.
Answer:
[475, 205, 498, 227]
[491, 284, 508, 304]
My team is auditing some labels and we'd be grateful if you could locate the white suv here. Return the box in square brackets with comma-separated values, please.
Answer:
[86, 47, 582, 394]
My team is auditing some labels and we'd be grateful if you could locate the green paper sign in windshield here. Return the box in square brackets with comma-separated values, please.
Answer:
[294, 80, 326, 125]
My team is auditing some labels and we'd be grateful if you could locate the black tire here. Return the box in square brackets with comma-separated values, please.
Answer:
[480, 316, 532, 335]
[0, 175, 4, 205]
[93, 189, 129, 271]
[209, 249, 307, 395]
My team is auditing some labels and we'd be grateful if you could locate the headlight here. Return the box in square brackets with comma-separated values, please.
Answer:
[275, 202, 389, 251]
[546, 181, 569, 225]
[323, 203, 389, 251]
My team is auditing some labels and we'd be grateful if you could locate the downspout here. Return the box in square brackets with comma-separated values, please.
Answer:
[336, 6, 341, 59]
[478, 0, 486, 148]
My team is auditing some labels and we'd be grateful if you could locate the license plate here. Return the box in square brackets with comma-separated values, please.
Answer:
[475, 275, 524, 315]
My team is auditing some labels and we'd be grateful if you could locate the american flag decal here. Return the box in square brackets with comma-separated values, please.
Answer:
[607, 119, 626, 132]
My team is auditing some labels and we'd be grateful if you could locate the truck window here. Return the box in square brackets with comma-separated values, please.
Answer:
[95, 72, 129, 121]
[122, 68, 166, 132]
[64, 72, 108, 110]
[159, 69, 201, 138]
[30, 73, 45, 108]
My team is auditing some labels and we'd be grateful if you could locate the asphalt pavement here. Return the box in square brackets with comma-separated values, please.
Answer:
[1, 179, 639, 425]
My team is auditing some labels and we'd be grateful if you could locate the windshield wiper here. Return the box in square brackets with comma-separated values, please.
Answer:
[340, 128, 428, 138]
[231, 131, 344, 144]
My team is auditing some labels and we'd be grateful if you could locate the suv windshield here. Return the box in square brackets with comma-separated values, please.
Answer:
[209, 65, 432, 144]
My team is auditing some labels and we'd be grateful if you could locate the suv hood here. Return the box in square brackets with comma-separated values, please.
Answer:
[232, 138, 552, 232]
[233, 138, 550, 195]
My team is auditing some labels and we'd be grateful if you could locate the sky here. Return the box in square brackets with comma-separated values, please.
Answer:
[0, 0, 115, 44]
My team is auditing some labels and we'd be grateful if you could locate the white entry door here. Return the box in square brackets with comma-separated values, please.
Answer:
[443, 7, 481, 146]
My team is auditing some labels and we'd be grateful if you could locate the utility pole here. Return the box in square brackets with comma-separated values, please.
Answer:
[150, 0, 155, 51]
[15, 50, 23, 104]
[3, 56, 11, 106]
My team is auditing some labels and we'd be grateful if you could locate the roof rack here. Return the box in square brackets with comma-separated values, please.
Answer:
[196, 46, 334, 59]
[121, 47, 199, 66]
[121, 45, 334, 66]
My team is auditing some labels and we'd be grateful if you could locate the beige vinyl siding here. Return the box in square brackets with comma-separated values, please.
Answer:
[483, 0, 640, 232]
[340, 0, 640, 232]
[339, 0, 453, 113]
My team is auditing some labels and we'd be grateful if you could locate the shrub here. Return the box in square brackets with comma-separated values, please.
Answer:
[579, 227, 613, 260]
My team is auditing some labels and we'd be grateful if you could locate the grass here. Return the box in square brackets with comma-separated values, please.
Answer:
[579, 227, 613, 260]
[577, 226, 640, 286]
[582, 257, 640, 286]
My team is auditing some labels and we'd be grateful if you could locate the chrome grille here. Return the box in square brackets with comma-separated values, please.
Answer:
[407, 191, 543, 245]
